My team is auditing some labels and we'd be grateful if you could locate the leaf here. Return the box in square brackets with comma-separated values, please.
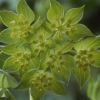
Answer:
[39, 57, 50, 70]
[0, 88, 9, 98]
[30, 86, 45, 100]
[31, 17, 44, 32]
[51, 79, 67, 95]
[0, 28, 19, 44]
[3, 57, 20, 72]
[53, 32, 66, 45]
[82, 36, 100, 50]
[72, 66, 90, 87]
[67, 24, 93, 41]
[0, 44, 16, 55]
[74, 39, 84, 51]
[17, 0, 35, 24]
[0, 69, 17, 88]
[36, 25, 51, 40]
[92, 76, 100, 100]
[60, 41, 73, 54]
[65, 5, 84, 25]
[52, 66, 71, 85]
[90, 50, 100, 67]
[16, 69, 36, 90]
[47, 0, 64, 23]
[0, 11, 18, 27]
[74, 37, 100, 51]
[63, 55, 76, 69]
[87, 78, 94, 99]
[0, 52, 9, 68]
[0, 88, 15, 100]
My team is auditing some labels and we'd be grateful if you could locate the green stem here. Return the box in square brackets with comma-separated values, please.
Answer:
[29, 88, 34, 100]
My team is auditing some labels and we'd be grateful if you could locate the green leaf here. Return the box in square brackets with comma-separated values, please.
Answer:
[31, 17, 44, 32]
[51, 79, 67, 95]
[92, 76, 100, 100]
[0, 88, 9, 98]
[74, 37, 100, 51]
[65, 5, 84, 25]
[36, 25, 51, 40]
[0, 28, 19, 44]
[30, 86, 45, 100]
[67, 24, 93, 41]
[74, 39, 84, 52]
[52, 66, 71, 85]
[47, 0, 64, 23]
[73, 66, 90, 87]
[17, 0, 35, 24]
[0, 11, 18, 27]
[82, 36, 100, 50]
[3, 57, 20, 72]
[60, 41, 73, 54]
[89, 50, 100, 67]
[0, 44, 16, 55]
[53, 32, 66, 45]
[87, 78, 94, 99]
[0, 88, 15, 100]
[16, 69, 36, 90]
[0, 69, 17, 88]
[0, 52, 9, 68]
[63, 55, 76, 69]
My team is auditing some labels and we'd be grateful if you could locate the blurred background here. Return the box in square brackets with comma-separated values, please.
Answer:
[0, 0, 100, 100]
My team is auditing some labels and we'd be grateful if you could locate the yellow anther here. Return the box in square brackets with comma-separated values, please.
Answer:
[10, 33, 16, 38]
[88, 53, 93, 58]
[70, 28, 75, 33]
[65, 31, 69, 35]
[24, 20, 29, 25]
[61, 17, 64, 22]
[19, 14, 25, 20]
[60, 61, 64, 65]
[51, 23, 56, 28]
[57, 51, 62, 56]
[38, 35, 43, 40]
[56, 67, 60, 72]
[10, 20, 16, 24]
[77, 55, 81, 59]
[67, 18, 72, 24]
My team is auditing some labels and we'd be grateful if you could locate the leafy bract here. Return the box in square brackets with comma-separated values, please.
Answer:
[73, 66, 90, 87]
[74, 37, 100, 51]
[30, 86, 45, 100]
[47, 0, 64, 23]
[65, 5, 84, 25]
[90, 50, 100, 67]
[0, 69, 17, 88]
[0, 44, 16, 55]
[17, 0, 35, 24]
[0, 88, 15, 100]
[67, 24, 93, 41]
[0, 52, 9, 68]
[0, 28, 19, 44]
[0, 11, 18, 27]
[52, 66, 71, 85]
[3, 57, 19, 72]
[87, 77, 100, 100]
[51, 79, 67, 95]
[17, 70, 67, 100]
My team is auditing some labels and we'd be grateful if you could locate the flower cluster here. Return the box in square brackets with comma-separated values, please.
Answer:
[0, 0, 100, 100]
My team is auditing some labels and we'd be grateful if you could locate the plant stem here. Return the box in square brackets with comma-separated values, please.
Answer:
[29, 88, 34, 100]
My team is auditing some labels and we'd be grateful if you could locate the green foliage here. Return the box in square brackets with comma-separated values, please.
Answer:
[0, 0, 100, 100]
[87, 76, 100, 100]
